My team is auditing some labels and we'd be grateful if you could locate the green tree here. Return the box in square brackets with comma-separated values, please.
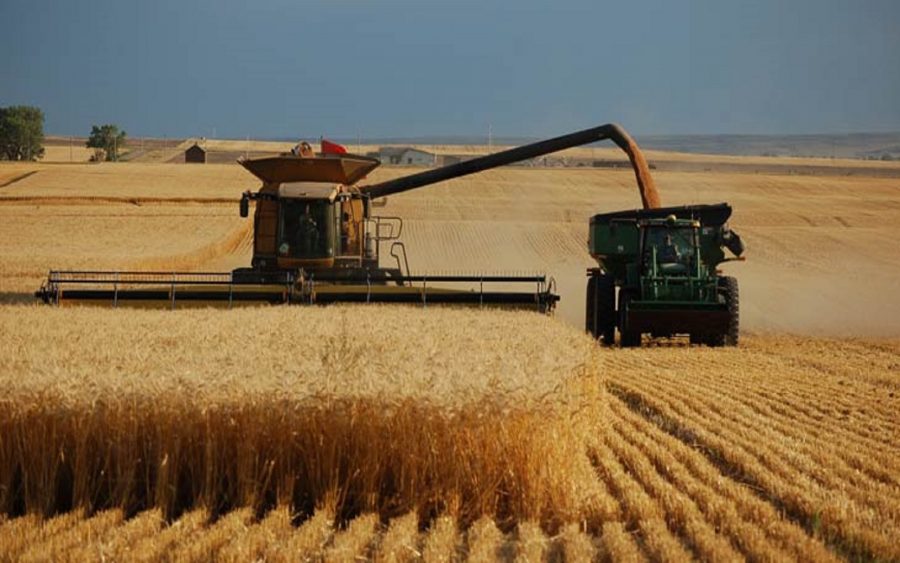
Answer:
[0, 106, 45, 161]
[86, 124, 127, 161]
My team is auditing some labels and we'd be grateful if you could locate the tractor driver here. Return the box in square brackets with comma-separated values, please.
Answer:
[295, 204, 319, 256]
[659, 234, 681, 263]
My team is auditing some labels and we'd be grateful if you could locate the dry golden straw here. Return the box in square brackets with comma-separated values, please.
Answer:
[0, 305, 604, 529]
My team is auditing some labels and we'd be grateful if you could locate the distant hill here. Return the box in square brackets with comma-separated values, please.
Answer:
[279, 132, 900, 161]
[636, 132, 900, 160]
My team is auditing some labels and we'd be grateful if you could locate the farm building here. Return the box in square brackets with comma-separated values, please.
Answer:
[184, 143, 207, 163]
[369, 147, 436, 166]
[436, 154, 463, 167]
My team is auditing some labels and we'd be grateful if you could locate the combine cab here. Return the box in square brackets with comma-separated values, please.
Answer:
[586, 204, 745, 347]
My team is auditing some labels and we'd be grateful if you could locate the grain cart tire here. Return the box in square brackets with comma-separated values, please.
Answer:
[586, 273, 616, 345]
[719, 275, 740, 346]
[618, 290, 642, 348]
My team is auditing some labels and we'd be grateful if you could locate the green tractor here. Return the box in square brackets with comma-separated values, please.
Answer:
[586, 203, 745, 347]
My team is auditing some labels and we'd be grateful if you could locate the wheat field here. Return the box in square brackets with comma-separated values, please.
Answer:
[1, 323, 896, 561]
[1, 149, 899, 560]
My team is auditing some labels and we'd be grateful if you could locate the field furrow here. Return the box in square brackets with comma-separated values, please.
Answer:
[679, 353, 899, 445]
[610, 378, 899, 561]
[590, 441, 691, 560]
[634, 370, 900, 525]
[603, 426, 744, 560]
[608, 396, 835, 561]
[633, 367, 900, 518]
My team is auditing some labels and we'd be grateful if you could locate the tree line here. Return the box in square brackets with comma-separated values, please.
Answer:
[0, 105, 126, 161]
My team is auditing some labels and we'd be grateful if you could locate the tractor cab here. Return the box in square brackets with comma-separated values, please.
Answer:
[637, 215, 715, 305]
[640, 215, 701, 278]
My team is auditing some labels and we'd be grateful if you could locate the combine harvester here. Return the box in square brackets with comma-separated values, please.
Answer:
[35, 122, 744, 345]
[35, 124, 646, 311]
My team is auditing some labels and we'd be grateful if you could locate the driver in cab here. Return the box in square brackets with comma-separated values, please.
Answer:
[659, 234, 681, 263]
[295, 204, 319, 255]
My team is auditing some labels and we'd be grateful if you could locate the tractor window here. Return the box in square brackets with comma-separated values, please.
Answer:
[278, 200, 333, 259]
[645, 226, 695, 272]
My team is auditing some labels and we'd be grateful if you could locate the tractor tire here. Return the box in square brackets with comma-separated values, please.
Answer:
[719, 275, 740, 346]
[585, 274, 616, 345]
[618, 290, 642, 348]
[585, 276, 596, 335]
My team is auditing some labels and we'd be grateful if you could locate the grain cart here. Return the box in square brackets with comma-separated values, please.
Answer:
[586, 204, 745, 347]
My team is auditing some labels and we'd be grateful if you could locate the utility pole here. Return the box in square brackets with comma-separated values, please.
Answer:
[488, 123, 493, 151]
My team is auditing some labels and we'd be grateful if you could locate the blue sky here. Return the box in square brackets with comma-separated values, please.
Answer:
[1, 0, 898, 138]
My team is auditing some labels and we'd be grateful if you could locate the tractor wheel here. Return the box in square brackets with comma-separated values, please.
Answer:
[585, 274, 616, 345]
[719, 276, 740, 346]
[618, 290, 642, 348]
[585, 276, 596, 335]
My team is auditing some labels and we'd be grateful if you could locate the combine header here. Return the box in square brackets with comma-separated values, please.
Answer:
[37, 124, 660, 312]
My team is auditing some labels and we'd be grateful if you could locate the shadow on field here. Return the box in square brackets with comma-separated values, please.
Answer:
[0, 292, 39, 305]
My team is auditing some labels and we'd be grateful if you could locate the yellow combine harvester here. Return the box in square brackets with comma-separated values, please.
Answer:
[36, 124, 660, 310]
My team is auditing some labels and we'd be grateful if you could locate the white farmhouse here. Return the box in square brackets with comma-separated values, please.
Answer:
[370, 147, 436, 166]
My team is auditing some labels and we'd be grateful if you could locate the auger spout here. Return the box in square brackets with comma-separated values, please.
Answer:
[360, 123, 661, 209]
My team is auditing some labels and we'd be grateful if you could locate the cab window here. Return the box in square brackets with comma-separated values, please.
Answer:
[278, 200, 332, 258]
[645, 227, 694, 265]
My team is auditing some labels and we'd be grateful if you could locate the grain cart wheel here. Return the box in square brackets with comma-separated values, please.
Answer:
[586, 273, 616, 345]
[719, 275, 740, 346]
[618, 290, 642, 348]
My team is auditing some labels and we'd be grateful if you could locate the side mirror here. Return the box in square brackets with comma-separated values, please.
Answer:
[239, 194, 249, 218]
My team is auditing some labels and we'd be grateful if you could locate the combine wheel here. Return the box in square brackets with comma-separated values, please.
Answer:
[586, 273, 616, 345]
[719, 275, 740, 346]
[618, 291, 642, 348]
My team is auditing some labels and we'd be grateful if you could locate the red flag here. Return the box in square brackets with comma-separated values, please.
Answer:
[321, 139, 347, 154]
